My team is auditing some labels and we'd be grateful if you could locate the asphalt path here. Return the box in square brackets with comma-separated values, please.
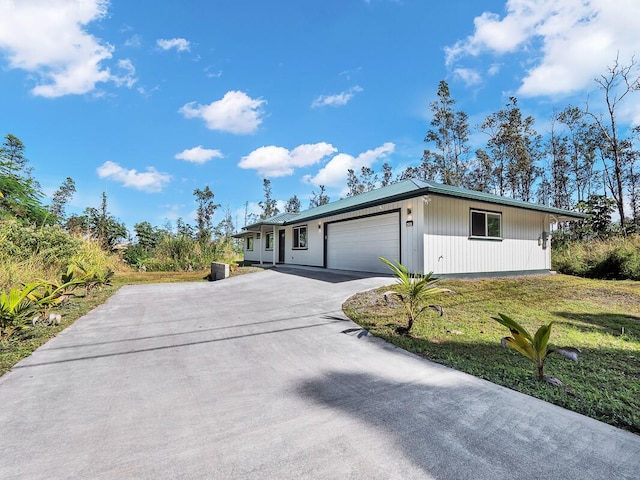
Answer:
[1, 267, 638, 479]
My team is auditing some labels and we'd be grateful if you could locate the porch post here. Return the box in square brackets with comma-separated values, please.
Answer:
[272, 225, 276, 265]
[259, 226, 263, 265]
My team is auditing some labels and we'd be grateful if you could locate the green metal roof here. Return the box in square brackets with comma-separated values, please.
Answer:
[288, 179, 586, 224]
[290, 180, 421, 223]
[235, 179, 586, 235]
[232, 212, 300, 236]
[418, 180, 588, 220]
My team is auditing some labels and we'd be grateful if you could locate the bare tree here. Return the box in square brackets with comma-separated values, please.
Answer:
[586, 55, 640, 232]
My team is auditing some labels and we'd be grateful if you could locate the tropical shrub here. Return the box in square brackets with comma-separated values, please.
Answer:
[0, 218, 80, 267]
[0, 283, 40, 341]
[491, 313, 580, 385]
[552, 235, 640, 280]
[379, 257, 453, 335]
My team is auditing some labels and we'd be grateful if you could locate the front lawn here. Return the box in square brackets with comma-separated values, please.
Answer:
[343, 274, 640, 434]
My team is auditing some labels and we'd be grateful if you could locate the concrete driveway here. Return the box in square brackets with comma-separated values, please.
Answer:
[1, 267, 638, 479]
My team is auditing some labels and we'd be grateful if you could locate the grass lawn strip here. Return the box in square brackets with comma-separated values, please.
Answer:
[343, 274, 640, 434]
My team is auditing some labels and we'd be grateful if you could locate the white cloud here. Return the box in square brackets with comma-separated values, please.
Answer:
[305, 142, 395, 188]
[487, 63, 501, 76]
[179, 91, 267, 134]
[445, 0, 640, 97]
[453, 68, 482, 86]
[124, 34, 142, 48]
[239, 142, 337, 177]
[113, 59, 137, 88]
[311, 86, 363, 108]
[175, 146, 224, 164]
[97, 161, 171, 193]
[204, 66, 222, 78]
[0, 0, 136, 98]
[156, 38, 191, 52]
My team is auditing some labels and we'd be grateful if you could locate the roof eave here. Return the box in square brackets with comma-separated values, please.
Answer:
[284, 190, 427, 225]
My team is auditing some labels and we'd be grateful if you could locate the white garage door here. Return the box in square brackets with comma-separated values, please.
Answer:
[327, 212, 400, 273]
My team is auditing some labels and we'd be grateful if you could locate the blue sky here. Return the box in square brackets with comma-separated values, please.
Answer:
[1, 0, 640, 232]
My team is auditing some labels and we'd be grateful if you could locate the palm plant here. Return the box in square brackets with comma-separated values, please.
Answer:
[492, 313, 580, 385]
[29, 277, 81, 324]
[379, 257, 454, 335]
[0, 282, 40, 341]
[72, 261, 114, 296]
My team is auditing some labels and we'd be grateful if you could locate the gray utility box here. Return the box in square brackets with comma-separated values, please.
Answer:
[210, 262, 230, 281]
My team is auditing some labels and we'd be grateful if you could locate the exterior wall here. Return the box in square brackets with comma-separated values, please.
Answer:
[242, 233, 263, 262]
[240, 194, 554, 276]
[285, 198, 424, 272]
[422, 195, 551, 275]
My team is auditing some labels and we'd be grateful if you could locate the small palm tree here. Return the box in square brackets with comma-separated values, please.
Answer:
[379, 257, 454, 335]
[492, 313, 580, 385]
[0, 282, 40, 341]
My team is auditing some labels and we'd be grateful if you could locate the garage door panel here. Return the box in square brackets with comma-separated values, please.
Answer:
[327, 212, 400, 273]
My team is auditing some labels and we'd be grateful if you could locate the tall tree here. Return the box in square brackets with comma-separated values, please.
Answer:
[243, 201, 259, 226]
[309, 185, 330, 207]
[133, 221, 160, 250]
[193, 185, 219, 244]
[359, 166, 378, 192]
[0, 133, 46, 223]
[481, 97, 542, 201]
[49, 176, 76, 219]
[545, 114, 572, 209]
[0, 134, 29, 173]
[586, 56, 640, 232]
[259, 178, 279, 219]
[214, 206, 235, 239]
[346, 166, 378, 196]
[284, 195, 301, 213]
[83, 192, 127, 248]
[557, 106, 599, 204]
[422, 80, 470, 186]
[346, 168, 364, 196]
[380, 162, 394, 187]
[467, 149, 494, 193]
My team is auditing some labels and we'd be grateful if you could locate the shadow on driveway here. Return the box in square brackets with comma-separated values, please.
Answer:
[296, 370, 639, 480]
[272, 265, 391, 283]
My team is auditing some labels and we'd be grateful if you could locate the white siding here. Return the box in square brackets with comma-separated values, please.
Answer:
[283, 198, 424, 272]
[243, 234, 263, 262]
[285, 222, 325, 266]
[327, 212, 400, 273]
[423, 196, 552, 275]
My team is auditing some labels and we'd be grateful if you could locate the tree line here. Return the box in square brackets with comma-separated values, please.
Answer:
[343, 57, 640, 238]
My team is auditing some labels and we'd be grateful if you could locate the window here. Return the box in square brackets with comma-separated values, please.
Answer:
[265, 232, 274, 250]
[245, 236, 254, 251]
[470, 210, 501, 239]
[293, 225, 307, 249]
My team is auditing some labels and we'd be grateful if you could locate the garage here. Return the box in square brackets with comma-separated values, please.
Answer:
[326, 212, 400, 274]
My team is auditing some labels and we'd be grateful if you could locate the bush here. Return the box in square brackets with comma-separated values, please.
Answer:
[0, 219, 124, 290]
[0, 218, 80, 267]
[552, 235, 640, 280]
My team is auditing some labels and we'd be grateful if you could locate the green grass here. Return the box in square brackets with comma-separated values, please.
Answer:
[343, 274, 640, 434]
[0, 266, 263, 376]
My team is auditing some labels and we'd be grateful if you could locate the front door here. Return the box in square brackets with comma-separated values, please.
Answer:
[278, 229, 286, 263]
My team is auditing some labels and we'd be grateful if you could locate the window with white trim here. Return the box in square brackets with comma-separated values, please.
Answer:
[293, 225, 307, 249]
[470, 210, 502, 238]
[246, 236, 254, 250]
[265, 232, 274, 250]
